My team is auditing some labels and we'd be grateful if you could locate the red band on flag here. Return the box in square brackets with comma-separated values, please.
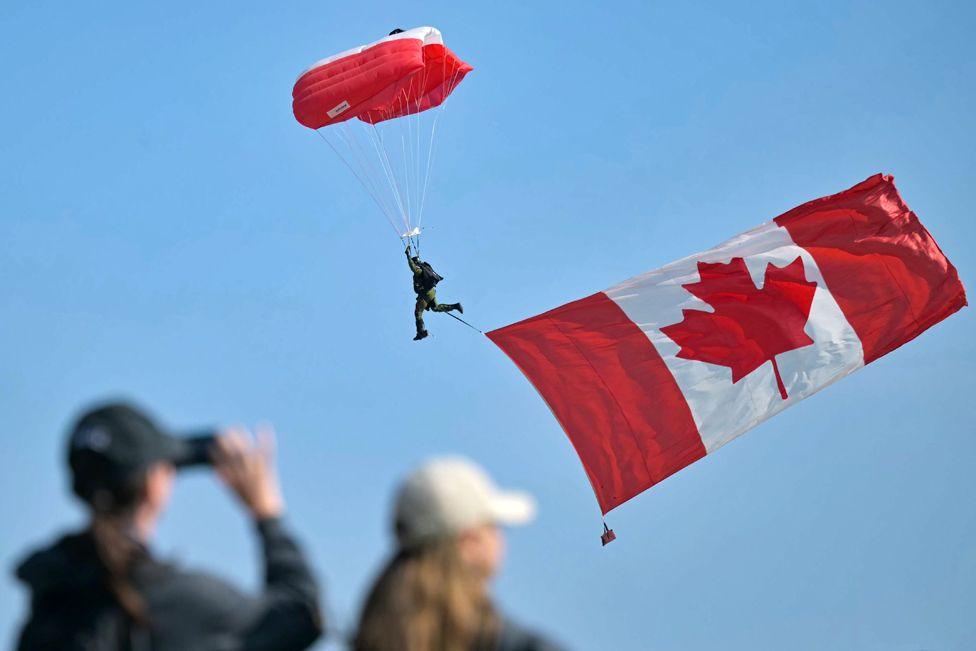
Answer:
[775, 174, 967, 363]
[487, 293, 704, 514]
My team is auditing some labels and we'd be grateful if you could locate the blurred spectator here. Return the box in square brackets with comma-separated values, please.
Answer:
[353, 457, 566, 651]
[13, 401, 323, 650]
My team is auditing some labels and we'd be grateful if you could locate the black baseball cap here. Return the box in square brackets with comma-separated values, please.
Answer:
[67, 402, 215, 505]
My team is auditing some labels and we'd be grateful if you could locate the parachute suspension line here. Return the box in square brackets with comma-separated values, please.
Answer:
[333, 121, 400, 227]
[339, 122, 407, 243]
[401, 123, 412, 229]
[402, 90, 416, 232]
[367, 121, 411, 234]
[366, 122, 408, 233]
[413, 68, 426, 230]
[335, 122, 401, 229]
[417, 107, 441, 231]
[417, 61, 449, 232]
[315, 129, 402, 240]
[368, 91, 419, 250]
[409, 81, 425, 242]
[339, 120, 391, 209]
[418, 61, 463, 231]
[398, 87, 416, 232]
[413, 69, 428, 236]
[388, 92, 410, 232]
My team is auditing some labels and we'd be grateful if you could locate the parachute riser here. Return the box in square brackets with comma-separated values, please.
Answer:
[402, 236, 420, 257]
[401, 227, 424, 257]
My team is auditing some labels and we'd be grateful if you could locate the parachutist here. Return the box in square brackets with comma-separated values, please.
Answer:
[407, 247, 463, 341]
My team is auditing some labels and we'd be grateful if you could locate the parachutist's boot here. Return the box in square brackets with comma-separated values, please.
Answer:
[414, 317, 428, 340]
[451, 303, 463, 314]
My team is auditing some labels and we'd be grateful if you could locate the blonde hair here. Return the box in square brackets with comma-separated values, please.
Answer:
[353, 538, 499, 651]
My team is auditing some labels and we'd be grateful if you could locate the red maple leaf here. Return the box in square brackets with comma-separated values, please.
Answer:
[660, 256, 817, 399]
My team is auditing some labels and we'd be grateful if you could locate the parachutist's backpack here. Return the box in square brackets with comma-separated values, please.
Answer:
[415, 260, 443, 293]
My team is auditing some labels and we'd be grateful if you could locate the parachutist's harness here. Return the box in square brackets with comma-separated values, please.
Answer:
[412, 258, 443, 299]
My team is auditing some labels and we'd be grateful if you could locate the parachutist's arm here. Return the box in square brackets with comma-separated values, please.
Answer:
[407, 253, 422, 275]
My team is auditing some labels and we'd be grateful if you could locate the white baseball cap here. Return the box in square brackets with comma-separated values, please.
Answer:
[393, 457, 536, 547]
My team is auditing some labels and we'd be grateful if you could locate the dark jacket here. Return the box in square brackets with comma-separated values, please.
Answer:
[14, 517, 322, 651]
[495, 616, 566, 651]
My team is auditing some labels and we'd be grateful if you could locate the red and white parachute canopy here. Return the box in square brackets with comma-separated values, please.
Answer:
[293, 27, 473, 248]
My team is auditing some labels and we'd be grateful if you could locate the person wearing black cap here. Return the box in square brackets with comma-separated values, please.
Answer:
[13, 402, 323, 650]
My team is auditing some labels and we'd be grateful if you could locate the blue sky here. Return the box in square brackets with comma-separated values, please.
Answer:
[1, 1, 974, 649]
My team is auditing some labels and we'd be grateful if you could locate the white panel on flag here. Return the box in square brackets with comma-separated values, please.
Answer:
[605, 221, 865, 454]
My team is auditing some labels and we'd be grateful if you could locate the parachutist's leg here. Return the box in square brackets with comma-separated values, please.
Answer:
[431, 302, 462, 314]
[414, 297, 428, 340]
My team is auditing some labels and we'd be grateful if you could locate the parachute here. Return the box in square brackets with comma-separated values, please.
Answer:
[293, 27, 473, 252]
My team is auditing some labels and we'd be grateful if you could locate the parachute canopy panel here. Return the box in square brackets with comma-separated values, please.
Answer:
[293, 26, 473, 129]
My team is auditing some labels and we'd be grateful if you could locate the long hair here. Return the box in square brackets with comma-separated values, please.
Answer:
[86, 471, 151, 627]
[353, 539, 499, 651]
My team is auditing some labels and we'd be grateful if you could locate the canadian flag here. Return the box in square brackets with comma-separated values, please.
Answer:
[488, 174, 966, 514]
